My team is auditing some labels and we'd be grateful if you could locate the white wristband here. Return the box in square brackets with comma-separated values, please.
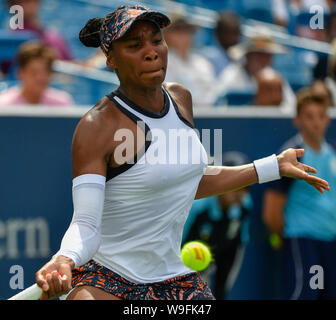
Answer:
[253, 154, 281, 184]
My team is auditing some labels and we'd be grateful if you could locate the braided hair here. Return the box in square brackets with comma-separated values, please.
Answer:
[78, 6, 129, 48]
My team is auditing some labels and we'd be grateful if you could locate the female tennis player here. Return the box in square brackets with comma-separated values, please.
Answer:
[35, 5, 330, 300]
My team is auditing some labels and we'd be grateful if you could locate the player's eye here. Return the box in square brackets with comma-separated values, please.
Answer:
[153, 38, 162, 44]
[128, 42, 140, 48]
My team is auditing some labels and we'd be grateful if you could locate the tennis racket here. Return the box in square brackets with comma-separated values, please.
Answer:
[8, 284, 42, 300]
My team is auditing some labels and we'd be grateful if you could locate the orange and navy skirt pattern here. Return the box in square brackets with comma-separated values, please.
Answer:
[72, 260, 214, 300]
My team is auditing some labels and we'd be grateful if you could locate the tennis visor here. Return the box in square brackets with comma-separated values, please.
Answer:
[100, 5, 171, 55]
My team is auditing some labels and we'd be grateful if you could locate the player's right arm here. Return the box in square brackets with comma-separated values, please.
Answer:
[35, 99, 118, 300]
[262, 190, 287, 235]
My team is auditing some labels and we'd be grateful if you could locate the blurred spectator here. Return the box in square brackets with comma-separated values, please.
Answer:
[273, 0, 332, 39]
[164, 14, 216, 106]
[1, 0, 72, 75]
[272, 0, 290, 27]
[324, 38, 336, 105]
[6, 0, 72, 60]
[200, 11, 241, 76]
[291, 0, 332, 12]
[214, 34, 296, 109]
[263, 88, 336, 299]
[183, 151, 253, 300]
[0, 41, 74, 106]
[313, 10, 336, 80]
[311, 79, 333, 105]
[255, 67, 284, 106]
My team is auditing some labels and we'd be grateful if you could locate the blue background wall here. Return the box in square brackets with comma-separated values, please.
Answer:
[0, 114, 335, 299]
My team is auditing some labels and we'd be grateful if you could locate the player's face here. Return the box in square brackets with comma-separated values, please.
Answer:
[295, 102, 330, 142]
[107, 20, 168, 88]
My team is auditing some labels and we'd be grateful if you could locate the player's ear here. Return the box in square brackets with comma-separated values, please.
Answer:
[106, 51, 117, 70]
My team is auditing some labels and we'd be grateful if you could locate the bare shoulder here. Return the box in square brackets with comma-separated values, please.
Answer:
[77, 96, 122, 132]
[164, 82, 191, 95]
[72, 96, 121, 150]
[163, 82, 194, 124]
[164, 82, 192, 105]
[71, 96, 125, 177]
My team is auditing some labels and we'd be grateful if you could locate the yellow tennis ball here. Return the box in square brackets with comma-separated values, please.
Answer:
[181, 241, 212, 271]
[269, 233, 283, 250]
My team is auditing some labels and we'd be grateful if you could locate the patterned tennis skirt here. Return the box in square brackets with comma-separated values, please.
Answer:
[71, 260, 215, 300]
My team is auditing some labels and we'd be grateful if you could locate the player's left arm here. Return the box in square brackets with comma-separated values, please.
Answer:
[196, 148, 330, 199]
[164, 83, 330, 199]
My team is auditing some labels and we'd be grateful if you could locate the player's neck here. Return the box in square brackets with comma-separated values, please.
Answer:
[118, 85, 164, 113]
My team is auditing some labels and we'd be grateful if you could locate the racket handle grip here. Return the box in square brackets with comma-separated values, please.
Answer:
[8, 283, 42, 300]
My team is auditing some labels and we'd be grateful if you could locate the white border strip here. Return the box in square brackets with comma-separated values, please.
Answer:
[0, 105, 335, 119]
[0, 106, 90, 118]
[194, 106, 336, 118]
[193, 106, 296, 118]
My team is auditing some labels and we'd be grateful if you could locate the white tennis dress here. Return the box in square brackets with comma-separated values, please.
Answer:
[92, 87, 208, 283]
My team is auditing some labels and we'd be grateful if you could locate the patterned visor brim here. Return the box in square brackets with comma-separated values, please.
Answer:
[100, 7, 171, 56]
